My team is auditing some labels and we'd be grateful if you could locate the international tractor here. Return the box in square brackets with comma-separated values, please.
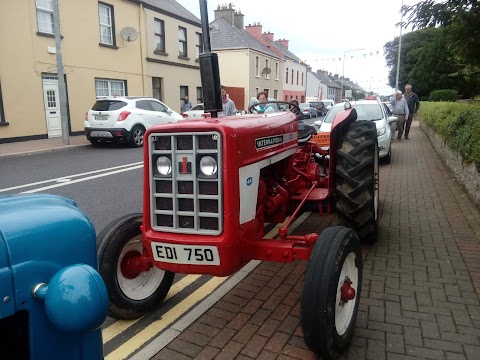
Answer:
[97, 1, 379, 359]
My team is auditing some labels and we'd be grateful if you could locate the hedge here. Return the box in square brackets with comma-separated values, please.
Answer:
[419, 101, 480, 164]
[428, 89, 458, 102]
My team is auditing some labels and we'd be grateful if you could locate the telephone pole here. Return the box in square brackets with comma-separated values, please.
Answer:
[395, 0, 404, 92]
[53, 0, 70, 145]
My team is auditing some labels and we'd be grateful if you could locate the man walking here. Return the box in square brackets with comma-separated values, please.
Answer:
[390, 90, 409, 141]
[403, 84, 420, 139]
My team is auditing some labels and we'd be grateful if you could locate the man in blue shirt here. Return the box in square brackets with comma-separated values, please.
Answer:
[181, 96, 193, 113]
[390, 90, 409, 141]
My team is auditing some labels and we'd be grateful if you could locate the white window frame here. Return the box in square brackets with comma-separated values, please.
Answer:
[195, 32, 203, 59]
[178, 27, 187, 57]
[98, 3, 113, 45]
[265, 59, 270, 79]
[275, 62, 279, 80]
[255, 56, 259, 77]
[95, 78, 126, 97]
[36, 0, 54, 34]
[154, 18, 165, 53]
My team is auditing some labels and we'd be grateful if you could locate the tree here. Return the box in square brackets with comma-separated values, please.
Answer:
[401, 0, 480, 66]
[384, 28, 437, 90]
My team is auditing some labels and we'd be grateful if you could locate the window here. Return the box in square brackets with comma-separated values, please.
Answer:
[180, 85, 188, 110]
[255, 56, 259, 77]
[152, 77, 163, 101]
[263, 89, 269, 96]
[297, 71, 299, 85]
[275, 62, 279, 80]
[196, 33, 203, 59]
[274, 90, 278, 99]
[285, 68, 288, 83]
[291, 70, 294, 84]
[196, 87, 202, 104]
[136, 100, 151, 111]
[302, 73, 304, 86]
[95, 78, 125, 97]
[178, 27, 187, 57]
[99, 3, 115, 46]
[265, 59, 269, 79]
[148, 100, 168, 113]
[255, 88, 259, 96]
[154, 19, 165, 53]
[36, 0, 54, 34]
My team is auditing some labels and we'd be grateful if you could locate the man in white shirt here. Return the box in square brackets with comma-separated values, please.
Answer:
[390, 90, 410, 141]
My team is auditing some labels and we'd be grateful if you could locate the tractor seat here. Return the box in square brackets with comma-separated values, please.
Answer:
[297, 122, 318, 144]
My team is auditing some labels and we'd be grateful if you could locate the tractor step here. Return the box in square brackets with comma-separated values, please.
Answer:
[291, 188, 329, 201]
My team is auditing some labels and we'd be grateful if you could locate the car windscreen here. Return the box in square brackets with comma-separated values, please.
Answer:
[324, 103, 383, 123]
[92, 100, 127, 111]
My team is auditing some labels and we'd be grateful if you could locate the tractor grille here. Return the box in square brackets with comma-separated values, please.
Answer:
[149, 132, 223, 235]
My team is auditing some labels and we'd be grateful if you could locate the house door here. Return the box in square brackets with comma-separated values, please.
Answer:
[42, 77, 62, 137]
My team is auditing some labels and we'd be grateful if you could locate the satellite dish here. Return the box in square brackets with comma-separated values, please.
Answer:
[262, 68, 272, 75]
[120, 27, 138, 42]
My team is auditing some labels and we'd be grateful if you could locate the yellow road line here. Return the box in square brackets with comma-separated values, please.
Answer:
[105, 276, 227, 360]
[102, 274, 201, 343]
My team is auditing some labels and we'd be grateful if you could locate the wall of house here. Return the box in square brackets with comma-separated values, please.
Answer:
[215, 50, 250, 110]
[248, 51, 282, 105]
[0, 0, 202, 142]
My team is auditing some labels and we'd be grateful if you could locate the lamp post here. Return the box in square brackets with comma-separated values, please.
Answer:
[340, 48, 364, 101]
[395, 0, 404, 91]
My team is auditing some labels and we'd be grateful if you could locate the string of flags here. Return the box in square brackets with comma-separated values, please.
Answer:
[316, 50, 382, 62]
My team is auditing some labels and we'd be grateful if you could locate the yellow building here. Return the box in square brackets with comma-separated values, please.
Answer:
[0, 0, 202, 143]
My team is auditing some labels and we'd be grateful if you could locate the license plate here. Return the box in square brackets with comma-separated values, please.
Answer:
[311, 133, 330, 147]
[95, 115, 108, 120]
[151, 242, 220, 265]
[90, 131, 113, 138]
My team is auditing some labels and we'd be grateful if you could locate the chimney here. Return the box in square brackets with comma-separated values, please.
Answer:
[307, 66, 312, 72]
[263, 31, 274, 41]
[276, 38, 289, 49]
[245, 22, 263, 37]
[214, 3, 235, 25]
[234, 10, 244, 29]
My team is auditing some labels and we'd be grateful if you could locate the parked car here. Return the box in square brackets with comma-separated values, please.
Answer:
[182, 103, 206, 118]
[321, 99, 335, 111]
[315, 100, 396, 163]
[84, 97, 182, 147]
[299, 103, 317, 118]
[309, 101, 327, 116]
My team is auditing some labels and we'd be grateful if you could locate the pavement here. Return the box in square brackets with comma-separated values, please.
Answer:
[2, 121, 480, 360]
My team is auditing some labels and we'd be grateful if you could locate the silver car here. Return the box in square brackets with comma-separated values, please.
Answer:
[315, 100, 396, 163]
[299, 103, 317, 118]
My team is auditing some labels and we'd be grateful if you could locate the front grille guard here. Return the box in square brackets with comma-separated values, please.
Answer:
[148, 132, 223, 235]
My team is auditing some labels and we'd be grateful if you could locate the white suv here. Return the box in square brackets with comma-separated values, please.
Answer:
[84, 97, 182, 147]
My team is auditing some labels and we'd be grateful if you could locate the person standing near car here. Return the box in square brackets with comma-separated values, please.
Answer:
[403, 84, 420, 140]
[181, 96, 192, 113]
[221, 85, 237, 116]
[390, 90, 409, 141]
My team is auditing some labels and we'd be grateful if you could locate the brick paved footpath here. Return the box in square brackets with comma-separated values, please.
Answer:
[153, 120, 480, 360]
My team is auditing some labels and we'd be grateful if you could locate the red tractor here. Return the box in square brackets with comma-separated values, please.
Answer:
[97, 2, 379, 359]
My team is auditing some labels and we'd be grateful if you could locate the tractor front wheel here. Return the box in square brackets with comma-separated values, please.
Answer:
[301, 226, 363, 359]
[97, 213, 175, 320]
[336, 120, 379, 242]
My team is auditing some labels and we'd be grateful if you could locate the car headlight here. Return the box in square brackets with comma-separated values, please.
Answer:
[199, 156, 217, 176]
[156, 156, 172, 176]
[377, 128, 386, 136]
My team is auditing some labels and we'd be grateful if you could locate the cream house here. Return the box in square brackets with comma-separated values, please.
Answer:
[0, 0, 202, 143]
[210, 5, 283, 111]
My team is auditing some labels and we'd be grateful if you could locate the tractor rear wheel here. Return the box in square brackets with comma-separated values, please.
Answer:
[97, 213, 175, 320]
[336, 121, 379, 242]
[301, 226, 363, 359]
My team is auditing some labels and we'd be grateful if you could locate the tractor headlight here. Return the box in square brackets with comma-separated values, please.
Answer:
[199, 156, 217, 176]
[156, 156, 172, 176]
[377, 128, 386, 137]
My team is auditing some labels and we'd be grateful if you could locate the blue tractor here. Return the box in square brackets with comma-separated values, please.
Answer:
[0, 194, 108, 360]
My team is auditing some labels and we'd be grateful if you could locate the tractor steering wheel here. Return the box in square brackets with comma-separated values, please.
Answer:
[248, 100, 300, 115]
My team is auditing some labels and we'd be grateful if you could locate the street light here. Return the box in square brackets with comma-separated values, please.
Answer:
[340, 48, 364, 101]
[395, 0, 404, 91]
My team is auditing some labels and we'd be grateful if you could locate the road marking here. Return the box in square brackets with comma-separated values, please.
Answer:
[102, 274, 201, 343]
[21, 165, 143, 193]
[128, 211, 312, 360]
[0, 162, 143, 193]
[105, 277, 228, 360]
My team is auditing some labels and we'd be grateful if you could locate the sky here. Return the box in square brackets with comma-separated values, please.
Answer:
[175, 0, 421, 95]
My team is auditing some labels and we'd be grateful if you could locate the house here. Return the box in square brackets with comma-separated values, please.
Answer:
[244, 25, 307, 103]
[0, 0, 202, 143]
[306, 69, 341, 103]
[210, 5, 283, 110]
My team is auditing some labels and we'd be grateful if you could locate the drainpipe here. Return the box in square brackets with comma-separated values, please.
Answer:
[139, 4, 146, 95]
